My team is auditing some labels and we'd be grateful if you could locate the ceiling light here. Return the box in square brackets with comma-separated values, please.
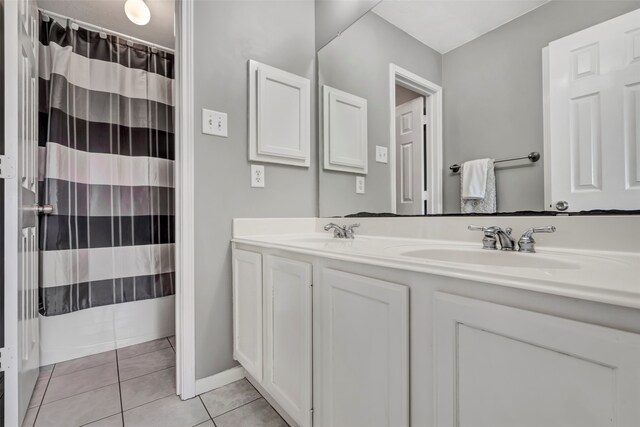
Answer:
[124, 0, 151, 26]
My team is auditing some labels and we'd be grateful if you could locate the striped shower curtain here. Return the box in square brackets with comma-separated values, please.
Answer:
[38, 15, 175, 316]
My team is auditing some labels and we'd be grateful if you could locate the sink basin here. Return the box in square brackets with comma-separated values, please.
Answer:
[398, 248, 580, 269]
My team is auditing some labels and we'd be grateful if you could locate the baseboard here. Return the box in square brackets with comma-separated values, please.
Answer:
[195, 365, 246, 395]
[245, 373, 300, 427]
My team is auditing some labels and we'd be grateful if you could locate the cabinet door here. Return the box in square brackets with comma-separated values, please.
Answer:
[316, 268, 409, 427]
[264, 256, 313, 427]
[435, 292, 640, 427]
[232, 248, 263, 381]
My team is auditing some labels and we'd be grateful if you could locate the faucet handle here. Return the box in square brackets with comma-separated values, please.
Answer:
[518, 226, 556, 253]
[468, 225, 498, 250]
[344, 223, 360, 239]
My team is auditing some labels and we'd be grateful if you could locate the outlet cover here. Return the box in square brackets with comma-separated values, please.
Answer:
[202, 108, 228, 137]
[251, 165, 265, 188]
[356, 176, 365, 194]
[375, 146, 388, 163]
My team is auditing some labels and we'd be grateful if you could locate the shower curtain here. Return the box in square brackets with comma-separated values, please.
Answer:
[38, 15, 175, 316]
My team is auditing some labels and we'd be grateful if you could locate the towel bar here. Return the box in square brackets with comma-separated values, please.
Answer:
[449, 152, 540, 173]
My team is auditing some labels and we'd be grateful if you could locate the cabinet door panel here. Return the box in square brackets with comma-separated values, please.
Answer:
[232, 249, 263, 381]
[316, 268, 409, 427]
[264, 255, 313, 427]
[435, 292, 640, 427]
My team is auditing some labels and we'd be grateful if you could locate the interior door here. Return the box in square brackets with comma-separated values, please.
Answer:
[3, 0, 40, 425]
[395, 97, 425, 215]
[547, 8, 640, 211]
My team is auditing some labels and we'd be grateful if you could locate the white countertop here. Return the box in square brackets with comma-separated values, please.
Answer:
[233, 233, 640, 309]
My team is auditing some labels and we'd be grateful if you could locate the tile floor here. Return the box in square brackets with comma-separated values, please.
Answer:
[23, 337, 289, 427]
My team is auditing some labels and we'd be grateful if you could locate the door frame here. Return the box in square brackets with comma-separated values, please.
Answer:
[175, 0, 197, 399]
[388, 64, 443, 214]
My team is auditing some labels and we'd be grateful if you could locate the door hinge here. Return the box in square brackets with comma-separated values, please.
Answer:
[0, 155, 16, 179]
[0, 347, 6, 372]
[422, 115, 428, 126]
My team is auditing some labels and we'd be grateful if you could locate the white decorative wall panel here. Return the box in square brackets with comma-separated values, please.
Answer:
[249, 60, 310, 167]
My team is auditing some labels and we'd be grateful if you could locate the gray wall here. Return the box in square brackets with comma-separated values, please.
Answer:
[315, 0, 380, 50]
[318, 12, 441, 217]
[193, 0, 317, 379]
[441, 0, 640, 213]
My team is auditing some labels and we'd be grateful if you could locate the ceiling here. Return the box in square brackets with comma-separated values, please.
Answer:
[38, 0, 175, 49]
[372, 0, 550, 54]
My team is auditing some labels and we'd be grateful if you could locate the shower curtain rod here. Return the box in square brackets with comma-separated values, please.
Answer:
[38, 8, 175, 54]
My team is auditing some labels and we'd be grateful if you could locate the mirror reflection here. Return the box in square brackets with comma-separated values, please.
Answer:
[318, 0, 640, 217]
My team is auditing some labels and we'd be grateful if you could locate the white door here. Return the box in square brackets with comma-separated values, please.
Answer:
[435, 293, 640, 427]
[232, 248, 263, 381]
[396, 97, 425, 215]
[315, 268, 409, 427]
[263, 256, 312, 427]
[3, 0, 40, 425]
[547, 8, 640, 211]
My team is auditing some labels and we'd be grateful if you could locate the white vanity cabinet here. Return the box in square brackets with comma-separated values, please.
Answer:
[314, 268, 410, 427]
[434, 292, 640, 427]
[232, 241, 640, 427]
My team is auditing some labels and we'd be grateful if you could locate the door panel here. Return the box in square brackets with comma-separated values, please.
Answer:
[435, 293, 640, 427]
[4, 0, 40, 425]
[232, 249, 263, 381]
[316, 268, 409, 427]
[396, 97, 425, 215]
[263, 255, 312, 427]
[548, 8, 640, 210]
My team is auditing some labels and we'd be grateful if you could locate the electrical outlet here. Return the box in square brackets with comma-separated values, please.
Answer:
[375, 146, 388, 163]
[356, 176, 365, 194]
[202, 108, 228, 137]
[251, 165, 265, 188]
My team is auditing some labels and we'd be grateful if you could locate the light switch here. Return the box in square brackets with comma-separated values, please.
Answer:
[251, 165, 265, 188]
[375, 146, 388, 163]
[356, 176, 365, 194]
[202, 108, 228, 137]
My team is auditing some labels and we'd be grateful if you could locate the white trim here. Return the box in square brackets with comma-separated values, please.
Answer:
[542, 46, 552, 211]
[175, 0, 197, 400]
[195, 366, 246, 395]
[389, 64, 443, 214]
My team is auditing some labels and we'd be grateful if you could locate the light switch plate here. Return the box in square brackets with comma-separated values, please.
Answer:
[375, 146, 388, 163]
[202, 108, 228, 137]
[356, 176, 365, 194]
[251, 165, 265, 188]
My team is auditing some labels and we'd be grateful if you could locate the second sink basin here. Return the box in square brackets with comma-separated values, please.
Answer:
[397, 248, 580, 269]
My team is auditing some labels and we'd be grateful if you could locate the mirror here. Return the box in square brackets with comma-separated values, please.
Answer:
[318, 1, 640, 217]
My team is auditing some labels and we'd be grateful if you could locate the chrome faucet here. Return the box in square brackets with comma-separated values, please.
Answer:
[324, 223, 360, 239]
[517, 226, 556, 253]
[468, 225, 516, 251]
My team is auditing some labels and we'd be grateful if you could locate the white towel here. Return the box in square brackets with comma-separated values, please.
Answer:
[461, 159, 491, 199]
[461, 159, 496, 214]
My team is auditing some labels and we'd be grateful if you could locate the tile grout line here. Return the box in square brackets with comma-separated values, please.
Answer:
[119, 361, 177, 383]
[197, 395, 215, 423]
[115, 347, 126, 426]
[207, 396, 263, 420]
[31, 364, 57, 426]
[47, 359, 116, 382]
[118, 342, 174, 362]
